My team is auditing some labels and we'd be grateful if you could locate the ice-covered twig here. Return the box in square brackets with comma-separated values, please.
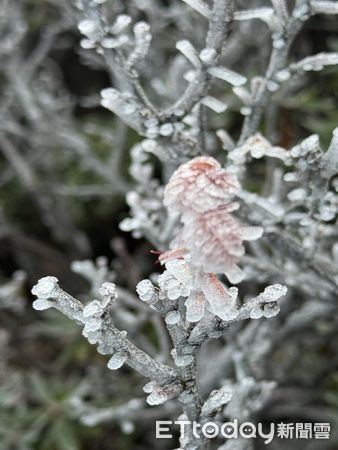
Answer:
[31, 277, 177, 385]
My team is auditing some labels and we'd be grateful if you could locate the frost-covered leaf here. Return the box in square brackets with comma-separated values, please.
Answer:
[259, 284, 288, 302]
[164, 156, 239, 214]
[200, 274, 239, 320]
[158, 262, 192, 300]
[263, 302, 280, 318]
[146, 384, 182, 405]
[111, 14, 132, 34]
[185, 290, 206, 322]
[177, 208, 262, 283]
[165, 259, 193, 289]
[165, 310, 181, 325]
[107, 353, 128, 370]
[250, 305, 264, 319]
[143, 381, 157, 393]
[32, 298, 54, 311]
[136, 279, 158, 304]
[128, 22, 152, 67]
[176, 40, 201, 68]
[31, 276, 59, 299]
[83, 316, 102, 333]
[208, 67, 247, 87]
[83, 300, 102, 318]
[201, 96, 227, 113]
[201, 387, 232, 416]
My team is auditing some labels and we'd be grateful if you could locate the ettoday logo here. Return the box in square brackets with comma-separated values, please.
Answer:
[156, 420, 331, 443]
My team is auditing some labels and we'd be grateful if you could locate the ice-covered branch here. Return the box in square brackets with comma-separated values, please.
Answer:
[31, 277, 177, 386]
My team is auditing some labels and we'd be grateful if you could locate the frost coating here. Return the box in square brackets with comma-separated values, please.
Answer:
[31, 276, 59, 299]
[107, 353, 128, 370]
[164, 156, 239, 214]
[163, 156, 263, 283]
[136, 279, 158, 304]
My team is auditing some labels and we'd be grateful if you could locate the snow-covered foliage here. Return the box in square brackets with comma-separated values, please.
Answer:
[1, 0, 338, 449]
